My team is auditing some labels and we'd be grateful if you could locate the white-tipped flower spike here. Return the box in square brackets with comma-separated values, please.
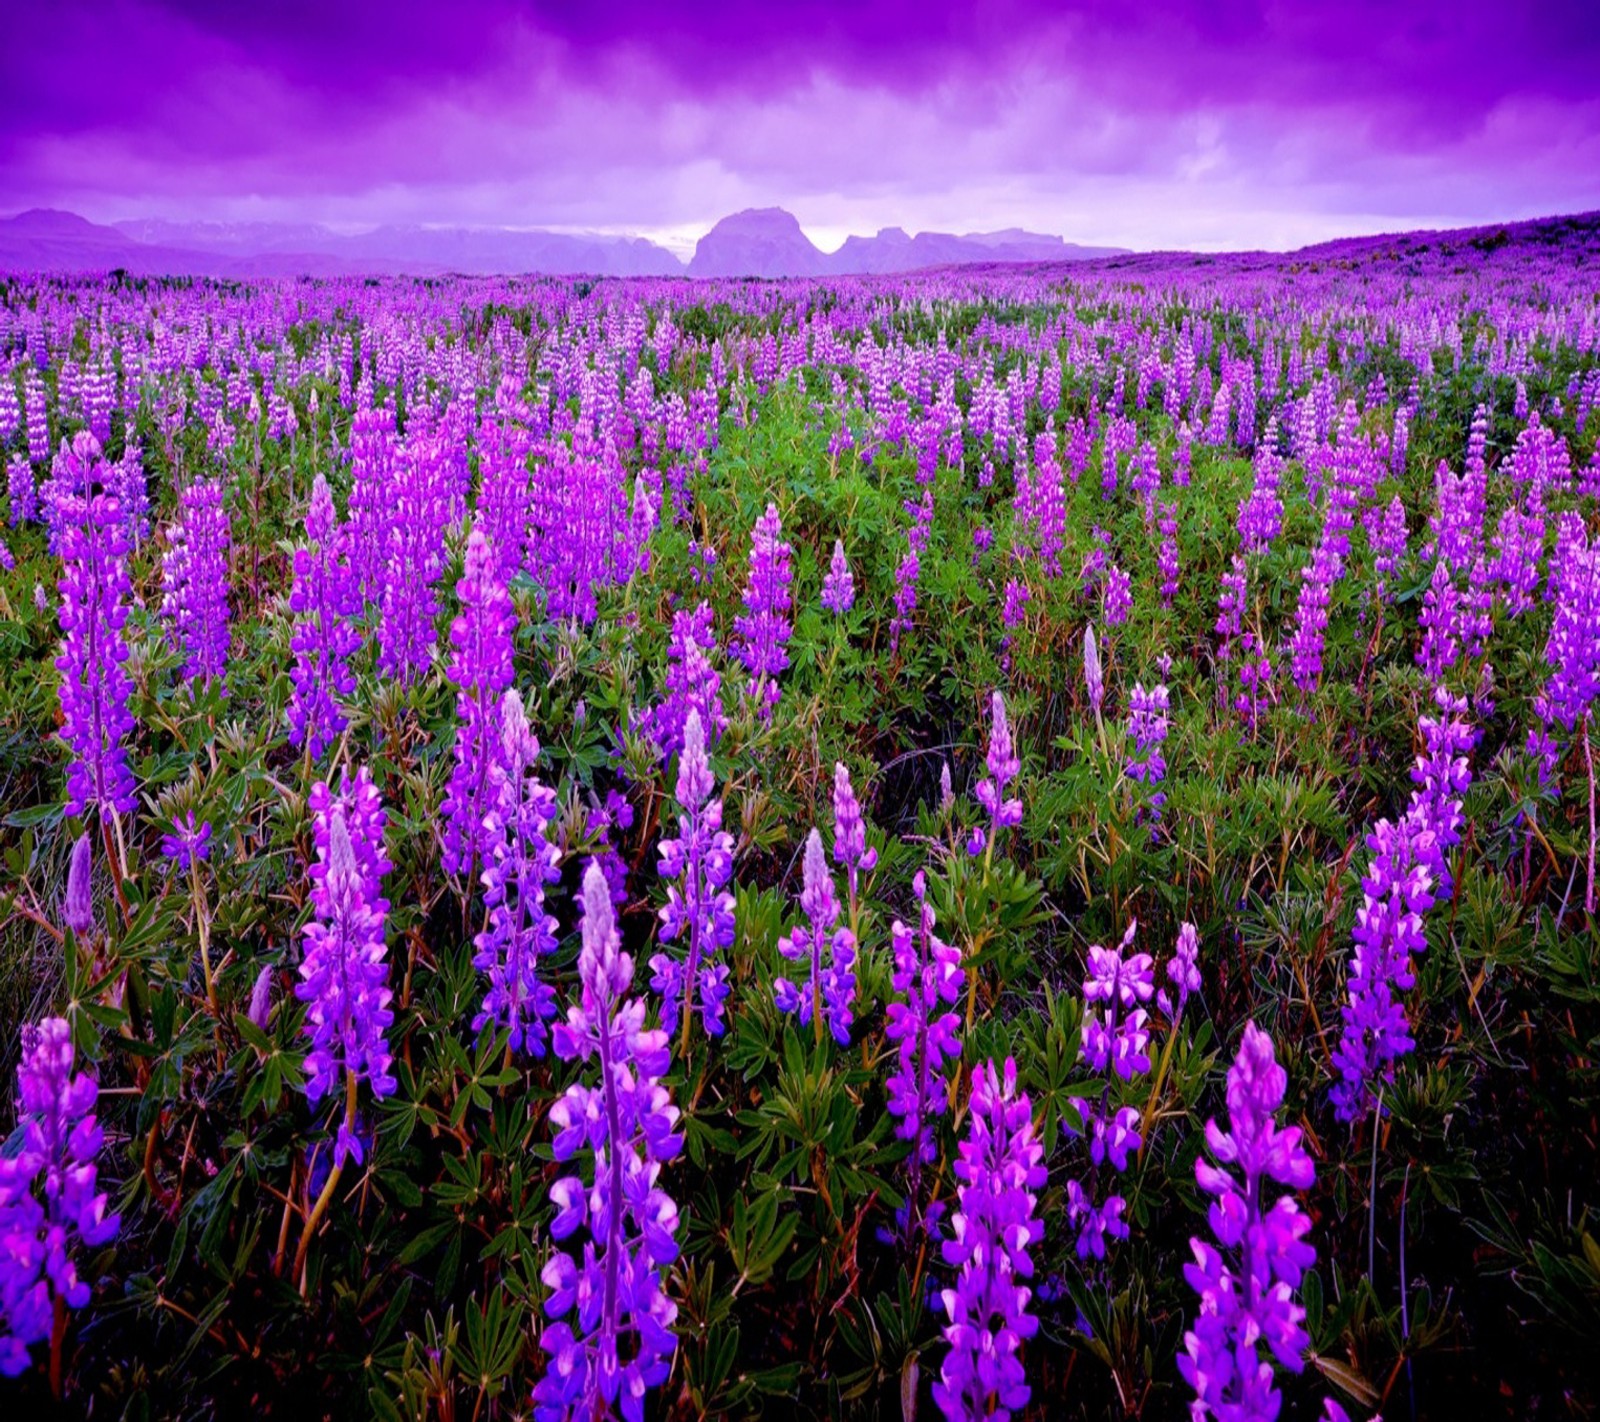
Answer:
[500, 688, 539, 767]
[940, 760, 954, 810]
[1085, 625, 1104, 716]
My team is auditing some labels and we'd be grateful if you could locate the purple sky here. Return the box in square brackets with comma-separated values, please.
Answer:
[3, 1, 1599, 251]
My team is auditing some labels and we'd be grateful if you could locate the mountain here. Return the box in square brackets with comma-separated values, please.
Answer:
[2, 205, 1130, 280]
[823, 223, 1125, 274]
[115, 218, 684, 277]
[689, 208, 830, 278]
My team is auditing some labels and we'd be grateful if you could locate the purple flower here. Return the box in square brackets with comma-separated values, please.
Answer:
[160, 811, 213, 872]
[1179, 1022, 1315, 1420]
[1084, 626, 1104, 717]
[1331, 688, 1476, 1120]
[1103, 565, 1132, 627]
[441, 525, 517, 883]
[1163, 921, 1202, 1018]
[8, 455, 37, 527]
[376, 432, 450, 686]
[1125, 681, 1171, 815]
[62, 832, 94, 938]
[885, 872, 963, 1170]
[649, 709, 736, 1044]
[160, 478, 231, 687]
[0, 1017, 120, 1376]
[473, 692, 562, 1056]
[54, 433, 136, 819]
[248, 966, 274, 1030]
[974, 690, 1024, 848]
[536, 863, 682, 1422]
[1069, 922, 1154, 1260]
[775, 829, 857, 1045]
[732, 503, 793, 718]
[287, 475, 361, 761]
[642, 601, 725, 761]
[821, 538, 855, 614]
[295, 771, 395, 1168]
[933, 1058, 1045, 1422]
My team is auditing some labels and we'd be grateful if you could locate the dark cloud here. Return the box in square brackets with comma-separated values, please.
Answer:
[1, 1, 1596, 246]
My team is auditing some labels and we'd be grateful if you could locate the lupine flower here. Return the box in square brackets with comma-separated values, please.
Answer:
[296, 774, 396, 1168]
[248, 966, 274, 1031]
[1161, 921, 1202, 1019]
[1084, 626, 1104, 716]
[644, 601, 725, 760]
[732, 502, 793, 717]
[287, 475, 361, 761]
[775, 829, 857, 1045]
[1157, 500, 1180, 606]
[1125, 682, 1171, 816]
[1416, 561, 1462, 681]
[1069, 922, 1153, 1259]
[473, 691, 562, 1055]
[650, 709, 735, 1043]
[972, 690, 1023, 856]
[1104, 565, 1132, 626]
[63, 832, 94, 937]
[1331, 688, 1476, 1120]
[441, 526, 517, 882]
[1215, 557, 1247, 661]
[933, 1057, 1046, 1422]
[8, 455, 36, 526]
[376, 435, 450, 686]
[54, 434, 136, 819]
[0, 1017, 120, 1376]
[885, 871, 963, 1170]
[1180, 1022, 1315, 1420]
[821, 538, 855, 613]
[536, 863, 682, 1422]
[1527, 522, 1599, 787]
[891, 547, 920, 649]
[160, 811, 212, 872]
[1001, 578, 1031, 632]
[160, 478, 231, 686]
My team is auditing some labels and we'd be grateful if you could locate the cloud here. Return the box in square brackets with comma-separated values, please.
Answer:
[2, 0, 1596, 247]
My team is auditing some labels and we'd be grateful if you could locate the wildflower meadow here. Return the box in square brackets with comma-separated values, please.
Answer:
[1, 215, 1599, 1418]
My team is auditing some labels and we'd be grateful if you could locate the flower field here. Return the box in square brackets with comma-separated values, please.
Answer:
[2, 218, 1599, 1418]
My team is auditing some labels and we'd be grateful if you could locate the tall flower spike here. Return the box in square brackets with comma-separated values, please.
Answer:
[885, 872, 963, 1171]
[1084, 625, 1104, 717]
[650, 709, 736, 1046]
[63, 832, 94, 937]
[1069, 922, 1154, 1260]
[287, 475, 360, 761]
[441, 525, 517, 882]
[732, 502, 793, 718]
[0, 1017, 120, 1376]
[473, 691, 562, 1056]
[774, 829, 857, 1045]
[295, 781, 395, 1168]
[160, 477, 232, 687]
[536, 863, 682, 1422]
[821, 538, 855, 613]
[972, 691, 1024, 857]
[934, 1058, 1046, 1422]
[1180, 1022, 1315, 1420]
[54, 433, 136, 819]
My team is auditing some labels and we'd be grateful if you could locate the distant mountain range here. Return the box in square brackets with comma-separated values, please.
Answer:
[0, 206, 1128, 279]
[688, 208, 1125, 276]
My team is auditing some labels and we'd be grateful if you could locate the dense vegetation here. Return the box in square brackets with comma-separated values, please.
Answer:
[1, 226, 1598, 1418]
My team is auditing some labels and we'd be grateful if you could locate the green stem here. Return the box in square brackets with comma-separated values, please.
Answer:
[294, 1069, 358, 1290]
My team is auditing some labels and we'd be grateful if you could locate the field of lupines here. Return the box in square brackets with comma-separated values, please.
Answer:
[1, 217, 1598, 1419]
